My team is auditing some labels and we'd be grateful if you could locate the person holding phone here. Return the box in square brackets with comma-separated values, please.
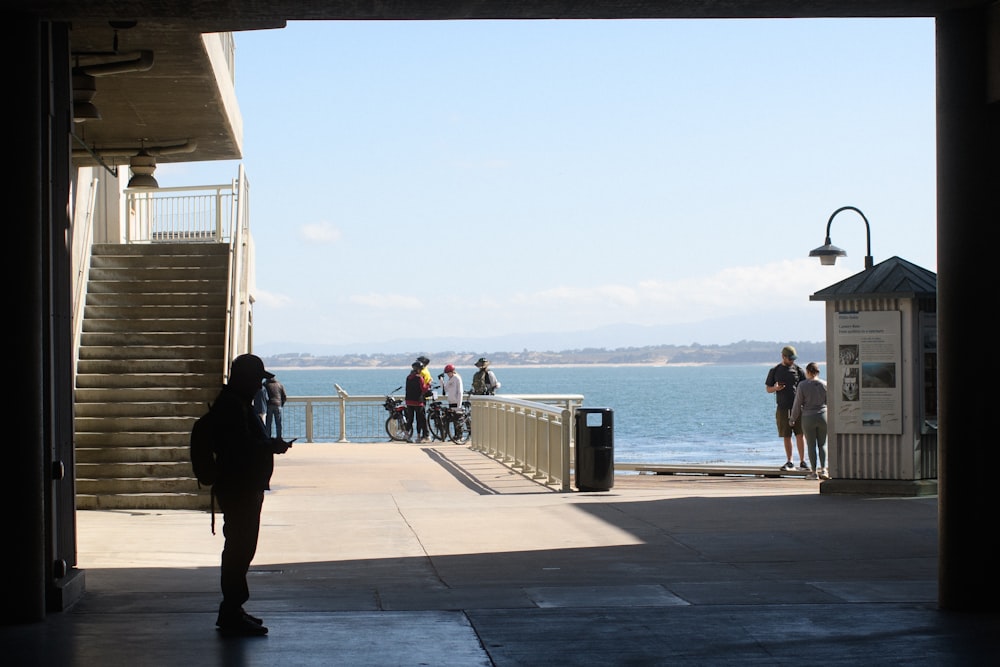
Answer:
[211, 354, 294, 637]
[765, 345, 806, 472]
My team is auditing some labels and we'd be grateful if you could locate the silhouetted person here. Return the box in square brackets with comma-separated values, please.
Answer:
[212, 354, 292, 636]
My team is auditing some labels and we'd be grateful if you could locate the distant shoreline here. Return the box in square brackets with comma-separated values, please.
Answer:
[266, 361, 787, 372]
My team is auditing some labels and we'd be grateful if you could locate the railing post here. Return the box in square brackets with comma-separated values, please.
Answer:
[305, 399, 314, 443]
[338, 396, 348, 443]
[561, 408, 573, 491]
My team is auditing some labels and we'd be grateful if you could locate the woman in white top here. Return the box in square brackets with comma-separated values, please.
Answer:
[790, 362, 829, 480]
[441, 364, 464, 408]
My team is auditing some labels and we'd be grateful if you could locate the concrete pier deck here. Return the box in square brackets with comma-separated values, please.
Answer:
[3, 442, 997, 666]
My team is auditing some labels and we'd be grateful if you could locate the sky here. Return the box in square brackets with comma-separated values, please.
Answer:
[156, 18, 937, 355]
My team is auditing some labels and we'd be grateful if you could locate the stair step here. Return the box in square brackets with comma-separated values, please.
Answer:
[87, 292, 226, 306]
[74, 386, 216, 402]
[76, 493, 210, 511]
[73, 402, 206, 418]
[93, 241, 229, 255]
[77, 346, 225, 361]
[77, 358, 220, 374]
[76, 446, 191, 463]
[85, 279, 228, 294]
[76, 475, 200, 493]
[77, 460, 195, 477]
[76, 373, 220, 389]
[74, 432, 192, 447]
[82, 318, 225, 333]
[84, 304, 225, 318]
[76, 416, 199, 432]
[88, 267, 227, 281]
[91, 254, 227, 269]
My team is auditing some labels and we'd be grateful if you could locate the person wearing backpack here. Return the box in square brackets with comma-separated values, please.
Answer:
[471, 357, 501, 395]
[405, 361, 431, 443]
[211, 354, 292, 637]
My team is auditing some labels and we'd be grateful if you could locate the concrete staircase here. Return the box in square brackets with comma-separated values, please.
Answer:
[74, 242, 230, 510]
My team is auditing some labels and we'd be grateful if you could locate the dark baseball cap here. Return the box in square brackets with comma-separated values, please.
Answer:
[230, 354, 274, 381]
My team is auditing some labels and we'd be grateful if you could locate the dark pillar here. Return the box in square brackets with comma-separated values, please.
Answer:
[936, 7, 1000, 611]
[6, 15, 49, 623]
[46, 21, 84, 612]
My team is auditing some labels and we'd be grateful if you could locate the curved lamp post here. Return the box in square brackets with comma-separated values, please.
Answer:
[809, 205, 874, 270]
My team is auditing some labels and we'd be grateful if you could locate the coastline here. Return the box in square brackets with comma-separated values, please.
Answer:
[266, 362, 781, 371]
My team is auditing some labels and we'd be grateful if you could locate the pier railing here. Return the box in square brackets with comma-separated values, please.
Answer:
[468, 395, 582, 492]
[280, 393, 583, 491]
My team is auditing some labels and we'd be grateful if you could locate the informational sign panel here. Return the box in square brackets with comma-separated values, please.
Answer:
[832, 311, 902, 434]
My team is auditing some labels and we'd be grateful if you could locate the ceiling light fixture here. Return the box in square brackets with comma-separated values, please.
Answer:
[127, 149, 159, 189]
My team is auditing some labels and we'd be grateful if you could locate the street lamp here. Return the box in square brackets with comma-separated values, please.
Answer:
[809, 205, 874, 270]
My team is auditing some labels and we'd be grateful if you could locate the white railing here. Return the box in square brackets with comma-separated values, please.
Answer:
[279, 393, 583, 491]
[125, 182, 236, 243]
[123, 170, 253, 380]
[468, 395, 581, 492]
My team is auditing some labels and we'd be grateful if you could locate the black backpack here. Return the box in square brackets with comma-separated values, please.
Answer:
[189, 405, 224, 533]
[190, 406, 219, 487]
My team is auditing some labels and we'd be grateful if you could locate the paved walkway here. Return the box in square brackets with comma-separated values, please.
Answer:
[4, 443, 998, 665]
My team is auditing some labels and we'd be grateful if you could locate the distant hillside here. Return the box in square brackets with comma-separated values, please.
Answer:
[261, 340, 825, 369]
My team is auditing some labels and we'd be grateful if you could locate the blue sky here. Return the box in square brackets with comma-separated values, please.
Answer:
[158, 18, 937, 355]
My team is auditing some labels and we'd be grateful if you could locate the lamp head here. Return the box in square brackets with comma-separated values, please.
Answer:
[127, 150, 159, 189]
[809, 239, 847, 266]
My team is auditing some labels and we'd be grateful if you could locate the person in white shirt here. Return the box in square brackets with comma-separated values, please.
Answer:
[441, 364, 464, 408]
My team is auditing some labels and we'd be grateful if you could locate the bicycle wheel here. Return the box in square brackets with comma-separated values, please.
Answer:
[385, 414, 410, 442]
[447, 413, 471, 444]
[427, 412, 444, 441]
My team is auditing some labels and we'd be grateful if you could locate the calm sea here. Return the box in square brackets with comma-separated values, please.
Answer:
[271, 363, 825, 466]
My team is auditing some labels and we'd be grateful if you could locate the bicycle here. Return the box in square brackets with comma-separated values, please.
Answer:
[446, 402, 471, 444]
[383, 387, 410, 442]
[433, 395, 471, 444]
[426, 399, 447, 442]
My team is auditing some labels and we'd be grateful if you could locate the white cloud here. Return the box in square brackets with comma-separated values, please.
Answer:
[252, 288, 292, 308]
[501, 259, 850, 330]
[348, 293, 424, 310]
[299, 221, 342, 243]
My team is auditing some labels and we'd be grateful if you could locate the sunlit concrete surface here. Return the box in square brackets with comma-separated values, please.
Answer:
[4, 443, 998, 666]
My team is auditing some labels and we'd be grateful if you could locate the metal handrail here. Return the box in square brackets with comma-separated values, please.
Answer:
[223, 165, 252, 381]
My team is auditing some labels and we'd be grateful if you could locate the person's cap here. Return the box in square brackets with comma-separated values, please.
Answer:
[412, 361, 423, 370]
[444, 364, 455, 373]
[230, 354, 274, 381]
[417, 356, 430, 365]
[475, 357, 489, 367]
[782, 345, 797, 360]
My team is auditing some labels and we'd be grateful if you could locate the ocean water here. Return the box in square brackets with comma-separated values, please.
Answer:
[272, 363, 825, 466]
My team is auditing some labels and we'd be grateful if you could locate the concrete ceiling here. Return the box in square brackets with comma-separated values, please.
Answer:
[18, 1, 979, 168]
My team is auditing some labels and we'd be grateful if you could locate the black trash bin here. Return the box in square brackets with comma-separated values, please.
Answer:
[575, 408, 614, 492]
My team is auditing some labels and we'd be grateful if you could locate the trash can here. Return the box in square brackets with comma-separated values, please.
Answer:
[575, 408, 614, 492]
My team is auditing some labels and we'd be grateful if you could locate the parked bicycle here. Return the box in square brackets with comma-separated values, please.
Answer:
[426, 394, 471, 444]
[426, 399, 447, 442]
[383, 387, 410, 442]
